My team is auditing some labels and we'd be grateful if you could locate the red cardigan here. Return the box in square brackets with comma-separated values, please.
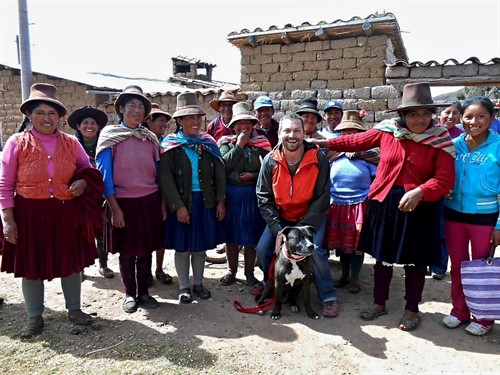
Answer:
[327, 129, 455, 202]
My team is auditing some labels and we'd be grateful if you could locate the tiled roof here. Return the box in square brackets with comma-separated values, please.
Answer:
[386, 57, 500, 67]
[227, 12, 408, 61]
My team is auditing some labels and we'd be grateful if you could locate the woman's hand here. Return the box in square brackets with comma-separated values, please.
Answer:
[492, 229, 500, 247]
[236, 131, 250, 148]
[307, 138, 329, 149]
[2, 208, 17, 244]
[111, 206, 125, 228]
[68, 179, 87, 197]
[398, 187, 424, 212]
[238, 172, 254, 183]
[161, 200, 168, 221]
[216, 201, 226, 221]
[176, 206, 190, 224]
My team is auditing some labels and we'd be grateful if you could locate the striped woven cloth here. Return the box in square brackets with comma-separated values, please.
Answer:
[375, 119, 456, 158]
[96, 124, 159, 157]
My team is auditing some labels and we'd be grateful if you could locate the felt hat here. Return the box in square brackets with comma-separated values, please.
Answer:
[209, 91, 238, 112]
[114, 85, 151, 116]
[334, 110, 366, 132]
[67, 105, 108, 130]
[324, 100, 343, 112]
[172, 92, 206, 119]
[386, 82, 447, 113]
[296, 97, 322, 123]
[20, 83, 67, 116]
[228, 102, 258, 127]
[254, 96, 273, 110]
[145, 103, 172, 122]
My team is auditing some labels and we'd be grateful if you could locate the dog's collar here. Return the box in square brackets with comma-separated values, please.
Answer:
[281, 244, 307, 262]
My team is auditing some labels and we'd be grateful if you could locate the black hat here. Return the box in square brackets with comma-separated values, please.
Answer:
[296, 97, 322, 123]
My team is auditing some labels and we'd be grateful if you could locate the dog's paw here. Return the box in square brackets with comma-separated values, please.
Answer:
[290, 304, 300, 313]
[306, 308, 320, 320]
[271, 311, 282, 320]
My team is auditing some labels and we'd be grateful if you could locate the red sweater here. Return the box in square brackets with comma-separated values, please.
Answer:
[327, 129, 455, 202]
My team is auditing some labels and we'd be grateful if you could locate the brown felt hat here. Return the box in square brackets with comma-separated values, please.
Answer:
[386, 82, 448, 113]
[67, 105, 108, 130]
[114, 85, 151, 116]
[20, 83, 67, 116]
[334, 110, 366, 132]
[145, 103, 172, 122]
[172, 92, 206, 119]
[209, 91, 238, 112]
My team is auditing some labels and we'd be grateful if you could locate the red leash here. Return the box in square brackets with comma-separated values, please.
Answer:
[233, 252, 278, 314]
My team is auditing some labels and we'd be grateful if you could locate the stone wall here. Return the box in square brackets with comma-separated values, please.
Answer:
[237, 34, 400, 128]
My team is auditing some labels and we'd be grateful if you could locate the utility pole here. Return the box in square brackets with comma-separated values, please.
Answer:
[18, 0, 32, 101]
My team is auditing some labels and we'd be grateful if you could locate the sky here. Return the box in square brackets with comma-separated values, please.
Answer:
[1, 0, 499, 96]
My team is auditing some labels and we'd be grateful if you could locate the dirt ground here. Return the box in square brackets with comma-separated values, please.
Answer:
[0, 250, 499, 375]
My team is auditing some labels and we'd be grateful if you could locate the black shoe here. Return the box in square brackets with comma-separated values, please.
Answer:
[138, 294, 159, 309]
[123, 296, 138, 313]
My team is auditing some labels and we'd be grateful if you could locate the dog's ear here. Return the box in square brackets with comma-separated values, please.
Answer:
[302, 225, 316, 237]
[279, 226, 292, 237]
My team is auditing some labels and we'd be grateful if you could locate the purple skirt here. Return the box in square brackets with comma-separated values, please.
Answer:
[1, 195, 98, 281]
[107, 191, 163, 257]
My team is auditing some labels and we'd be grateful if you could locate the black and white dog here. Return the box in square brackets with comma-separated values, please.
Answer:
[257, 225, 319, 320]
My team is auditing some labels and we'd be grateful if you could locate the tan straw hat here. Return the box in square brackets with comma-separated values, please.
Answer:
[228, 102, 258, 127]
[334, 110, 366, 132]
[20, 83, 67, 116]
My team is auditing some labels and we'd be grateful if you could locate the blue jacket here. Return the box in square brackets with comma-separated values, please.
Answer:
[445, 130, 500, 229]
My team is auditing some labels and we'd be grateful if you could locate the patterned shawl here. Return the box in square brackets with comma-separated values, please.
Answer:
[217, 133, 272, 152]
[96, 123, 159, 157]
[160, 131, 223, 162]
[375, 118, 456, 158]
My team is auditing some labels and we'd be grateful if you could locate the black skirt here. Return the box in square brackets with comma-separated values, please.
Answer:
[358, 186, 440, 266]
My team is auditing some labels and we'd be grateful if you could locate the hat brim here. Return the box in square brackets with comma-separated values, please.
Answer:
[228, 114, 258, 127]
[67, 107, 108, 130]
[385, 103, 448, 113]
[20, 98, 67, 117]
[210, 99, 237, 112]
[145, 110, 172, 122]
[172, 107, 206, 119]
[297, 109, 322, 123]
[335, 122, 366, 132]
[114, 93, 152, 116]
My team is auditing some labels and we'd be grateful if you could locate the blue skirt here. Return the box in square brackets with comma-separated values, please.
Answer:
[358, 186, 440, 266]
[223, 184, 266, 247]
[164, 191, 224, 252]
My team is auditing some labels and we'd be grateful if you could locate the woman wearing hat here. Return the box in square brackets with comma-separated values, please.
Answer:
[324, 111, 377, 295]
[311, 82, 455, 331]
[0, 83, 104, 338]
[96, 85, 164, 313]
[206, 90, 238, 141]
[159, 92, 226, 303]
[217, 102, 271, 286]
[296, 97, 328, 155]
[68, 105, 114, 279]
[142, 103, 174, 285]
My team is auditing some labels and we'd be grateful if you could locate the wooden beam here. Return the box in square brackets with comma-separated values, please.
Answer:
[315, 27, 328, 40]
[281, 32, 292, 44]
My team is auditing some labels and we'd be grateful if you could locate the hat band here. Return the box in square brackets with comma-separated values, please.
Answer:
[177, 104, 202, 110]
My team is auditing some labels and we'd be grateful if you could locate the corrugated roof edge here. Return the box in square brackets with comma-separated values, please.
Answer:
[387, 57, 500, 67]
[227, 12, 396, 37]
